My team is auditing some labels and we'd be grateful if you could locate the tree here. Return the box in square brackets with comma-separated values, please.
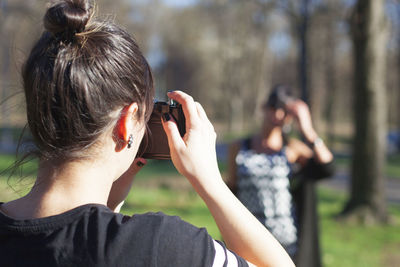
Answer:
[309, 0, 347, 145]
[0, 0, 138, 127]
[276, 0, 322, 128]
[342, 0, 389, 224]
[0, 0, 43, 126]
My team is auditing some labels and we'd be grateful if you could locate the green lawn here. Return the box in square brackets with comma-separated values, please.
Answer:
[317, 188, 400, 267]
[125, 184, 400, 267]
[0, 155, 399, 267]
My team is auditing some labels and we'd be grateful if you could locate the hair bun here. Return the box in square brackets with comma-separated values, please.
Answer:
[44, 0, 92, 40]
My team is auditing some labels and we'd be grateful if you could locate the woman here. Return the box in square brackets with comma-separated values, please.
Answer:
[0, 1, 294, 266]
[227, 85, 334, 265]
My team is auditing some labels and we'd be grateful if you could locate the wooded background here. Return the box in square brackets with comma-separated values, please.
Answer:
[1, 0, 400, 138]
[1, 0, 399, 223]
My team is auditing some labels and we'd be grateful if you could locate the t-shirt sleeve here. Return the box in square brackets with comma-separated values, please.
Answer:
[154, 214, 249, 267]
[142, 213, 216, 267]
[213, 240, 249, 267]
[213, 240, 229, 266]
[111, 212, 249, 267]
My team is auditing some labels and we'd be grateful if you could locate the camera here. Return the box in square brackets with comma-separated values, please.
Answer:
[137, 98, 186, 159]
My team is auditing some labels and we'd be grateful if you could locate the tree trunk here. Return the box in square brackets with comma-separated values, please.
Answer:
[342, 0, 389, 224]
[324, 18, 337, 147]
[299, 0, 310, 103]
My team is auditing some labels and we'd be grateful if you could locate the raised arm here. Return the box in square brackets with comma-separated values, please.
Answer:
[162, 91, 295, 267]
[286, 99, 333, 164]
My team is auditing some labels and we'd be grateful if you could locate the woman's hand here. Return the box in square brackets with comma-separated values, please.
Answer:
[286, 100, 334, 164]
[286, 99, 318, 143]
[161, 91, 295, 267]
[107, 158, 146, 212]
[161, 91, 221, 187]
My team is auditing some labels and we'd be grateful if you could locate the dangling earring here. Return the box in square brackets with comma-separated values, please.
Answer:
[282, 123, 292, 134]
[127, 134, 133, 149]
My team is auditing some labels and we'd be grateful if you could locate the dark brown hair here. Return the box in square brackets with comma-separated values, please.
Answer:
[22, 0, 154, 160]
[264, 84, 294, 110]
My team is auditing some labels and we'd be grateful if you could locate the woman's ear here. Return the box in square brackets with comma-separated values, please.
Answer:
[116, 103, 139, 149]
[275, 108, 286, 121]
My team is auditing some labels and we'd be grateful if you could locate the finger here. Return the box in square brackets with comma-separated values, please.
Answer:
[286, 102, 299, 116]
[195, 102, 214, 130]
[195, 102, 208, 121]
[167, 91, 199, 128]
[161, 113, 185, 151]
[285, 101, 296, 111]
[297, 99, 307, 106]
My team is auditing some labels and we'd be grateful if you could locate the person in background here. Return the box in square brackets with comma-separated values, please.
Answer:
[227, 84, 335, 266]
[0, 1, 294, 266]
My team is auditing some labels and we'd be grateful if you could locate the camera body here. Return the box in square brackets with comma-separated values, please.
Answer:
[138, 99, 186, 159]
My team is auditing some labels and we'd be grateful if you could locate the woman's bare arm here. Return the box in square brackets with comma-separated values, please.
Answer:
[162, 91, 295, 267]
[286, 100, 333, 164]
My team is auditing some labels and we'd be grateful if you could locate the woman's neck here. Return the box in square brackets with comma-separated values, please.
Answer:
[1, 157, 118, 220]
[257, 125, 284, 152]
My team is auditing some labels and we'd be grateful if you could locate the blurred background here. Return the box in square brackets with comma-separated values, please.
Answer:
[1, 0, 400, 266]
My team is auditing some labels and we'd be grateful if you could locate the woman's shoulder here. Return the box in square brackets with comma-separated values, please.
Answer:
[91, 210, 206, 237]
[89, 208, 215, 266]
[227, 140, 243, 159]
[129, 211, 203, 230]
[122, 211, 212, 242]
[229, 136, 254, 151]
[81, 208, 215, 266]
[285, 138, 313, 164]
[126, 212, 215, 266]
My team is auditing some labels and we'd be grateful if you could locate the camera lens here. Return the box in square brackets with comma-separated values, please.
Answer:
[169, 98, 176, 106]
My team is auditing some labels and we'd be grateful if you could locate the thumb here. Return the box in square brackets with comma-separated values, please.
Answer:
[161, 113, 185, 151]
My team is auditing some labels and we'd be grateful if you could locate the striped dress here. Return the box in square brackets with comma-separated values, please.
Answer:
[236, 142, 298, 257]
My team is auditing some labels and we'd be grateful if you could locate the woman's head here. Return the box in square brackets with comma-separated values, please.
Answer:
[22, 0, 154, 160]
[263, 84, 295, 126]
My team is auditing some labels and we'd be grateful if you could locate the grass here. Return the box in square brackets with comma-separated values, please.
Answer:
[122, 185, 221, 239]
[317, 187, 400, 267]
[121, 184, 400, 267]
[0, 154, 38, 177]
[0, 154, 399, 266]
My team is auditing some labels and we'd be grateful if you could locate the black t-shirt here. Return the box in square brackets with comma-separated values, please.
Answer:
[0, 204, 247, 267]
